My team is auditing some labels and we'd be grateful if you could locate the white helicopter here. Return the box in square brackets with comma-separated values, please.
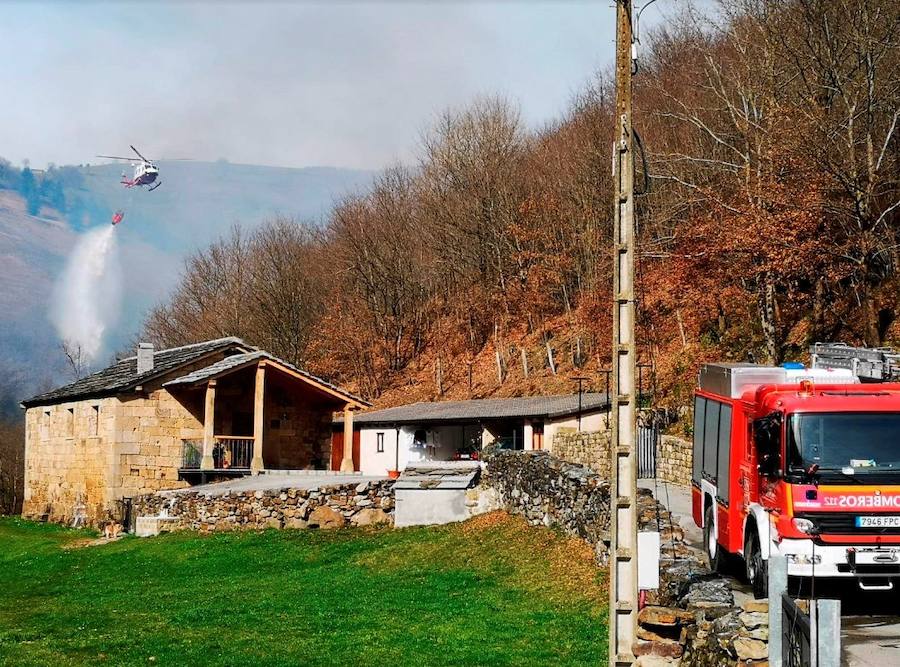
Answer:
[96, 145, 183, 192]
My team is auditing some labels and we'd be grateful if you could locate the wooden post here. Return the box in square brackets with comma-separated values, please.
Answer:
[201, 380, 217, 469]
[341, 406, 355, 472]
[251, 362, 266, 473]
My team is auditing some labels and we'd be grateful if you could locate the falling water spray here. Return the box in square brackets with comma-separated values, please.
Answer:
[51, 225, 123, 363]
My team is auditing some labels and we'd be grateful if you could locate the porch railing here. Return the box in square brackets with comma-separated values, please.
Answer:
[214, 436, 253, 469]
[180, 436, 254, 470]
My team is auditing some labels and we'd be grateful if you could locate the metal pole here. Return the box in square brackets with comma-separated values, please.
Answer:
[609, 0, 638, 664]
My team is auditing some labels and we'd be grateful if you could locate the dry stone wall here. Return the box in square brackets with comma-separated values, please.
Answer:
[484, 449, 766, 665]
[132, 479, 395, 533]
[484, 449, 612, 549]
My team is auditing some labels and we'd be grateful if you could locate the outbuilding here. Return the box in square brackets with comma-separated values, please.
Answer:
[337, 393, 608, 476]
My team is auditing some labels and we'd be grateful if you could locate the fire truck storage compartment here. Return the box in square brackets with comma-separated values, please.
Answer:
[699, 363, 786, 399]
[693, 395, 733, 505]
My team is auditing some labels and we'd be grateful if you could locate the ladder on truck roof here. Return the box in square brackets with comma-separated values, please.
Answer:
[810, 343, 900, 382]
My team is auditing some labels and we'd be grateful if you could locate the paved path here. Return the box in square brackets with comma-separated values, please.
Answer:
[641, 479, 900, 665]
[161, 473, 387, 496]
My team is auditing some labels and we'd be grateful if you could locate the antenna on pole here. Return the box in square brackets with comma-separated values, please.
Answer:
[609, 0, 639, 664]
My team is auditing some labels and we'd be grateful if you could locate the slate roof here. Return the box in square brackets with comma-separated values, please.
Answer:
[393, 462, 482, 490]
[22, 337, 251, 408]
[342, 393, 609, 426]
[164, 351, 369, 407]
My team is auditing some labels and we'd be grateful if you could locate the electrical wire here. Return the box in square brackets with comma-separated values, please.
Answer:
[633, 145, 678, 565]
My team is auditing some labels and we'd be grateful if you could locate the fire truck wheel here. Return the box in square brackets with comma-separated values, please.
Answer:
[744, 527, 768, 599]
[703, 504, 725, 572]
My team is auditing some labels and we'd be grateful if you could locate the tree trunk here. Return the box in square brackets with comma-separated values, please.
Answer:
[759, 271, 779, 363]
[811, 276, 825, 344]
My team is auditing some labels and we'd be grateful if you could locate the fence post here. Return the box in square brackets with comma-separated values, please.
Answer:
[815, 598, 841, 667]
[768, 555, 787, 667]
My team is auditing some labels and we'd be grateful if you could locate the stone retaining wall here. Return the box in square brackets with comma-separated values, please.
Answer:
[551, 429, 693, 488]
[656, 435, 692, 487]
[484, 449, 766, 665]
[484, 449, 611, 549]
[550, 431, 611, 477]
[132, 480, 395, 534]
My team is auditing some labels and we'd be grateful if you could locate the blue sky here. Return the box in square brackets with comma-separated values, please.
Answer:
[1, 1, 676, 171]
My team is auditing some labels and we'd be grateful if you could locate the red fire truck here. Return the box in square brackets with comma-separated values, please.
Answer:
[692, 348, 900, 597]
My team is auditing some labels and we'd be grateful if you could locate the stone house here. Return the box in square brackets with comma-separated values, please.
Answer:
[21, 337, 368, 525]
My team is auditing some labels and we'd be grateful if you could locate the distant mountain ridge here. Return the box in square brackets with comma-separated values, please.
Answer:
[0, 159, 374, 416]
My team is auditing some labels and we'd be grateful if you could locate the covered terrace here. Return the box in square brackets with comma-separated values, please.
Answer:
[165, 351, 369, 482]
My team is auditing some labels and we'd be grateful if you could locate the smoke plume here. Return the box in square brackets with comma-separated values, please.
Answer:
[51, 226, 122, 363]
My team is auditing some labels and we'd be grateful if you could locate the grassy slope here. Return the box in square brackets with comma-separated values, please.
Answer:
[0, 514, 607, 666]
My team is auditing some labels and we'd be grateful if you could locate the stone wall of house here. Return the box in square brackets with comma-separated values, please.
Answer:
[114, 389, 199, 500]
[23, 388, 201, 526]
[483, 449, 765, 665]
[550, 430, 611, 476]
[132, 479, 395, 533]
[23, 396, 120, 525]
[263, 401, 332, 470]
[656, 435, 692, 487]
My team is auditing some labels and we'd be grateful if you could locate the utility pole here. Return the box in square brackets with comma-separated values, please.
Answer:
[609, 0, 638, 665]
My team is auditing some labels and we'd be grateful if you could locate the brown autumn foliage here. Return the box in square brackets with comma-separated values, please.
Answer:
[145, 0, 900, 409]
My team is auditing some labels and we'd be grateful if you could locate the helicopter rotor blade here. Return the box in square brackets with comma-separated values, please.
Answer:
[96, 155, 136, 161]
[130, 145, 150, 162]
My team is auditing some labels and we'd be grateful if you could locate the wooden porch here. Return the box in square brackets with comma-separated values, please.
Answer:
[172, 356, 368, 481]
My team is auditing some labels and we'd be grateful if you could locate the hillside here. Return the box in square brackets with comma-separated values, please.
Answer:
[144, 0, 900, 414]
[0, 161, 373, 416]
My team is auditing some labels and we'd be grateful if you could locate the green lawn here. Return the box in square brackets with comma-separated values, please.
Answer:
[0, 513, 607, 666]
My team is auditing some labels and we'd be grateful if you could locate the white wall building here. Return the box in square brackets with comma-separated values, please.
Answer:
[337, 394, 609, 476]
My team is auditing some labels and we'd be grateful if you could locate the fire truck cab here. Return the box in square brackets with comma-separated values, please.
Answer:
[692, 361, 900, 597]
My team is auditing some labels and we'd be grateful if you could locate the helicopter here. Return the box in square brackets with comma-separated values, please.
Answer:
[96, 145, 172, 191]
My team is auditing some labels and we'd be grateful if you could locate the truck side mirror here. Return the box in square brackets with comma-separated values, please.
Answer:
[754, 411, 783, 477]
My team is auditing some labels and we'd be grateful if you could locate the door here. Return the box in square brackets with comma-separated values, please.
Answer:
[532, 422, 544, 450]
[330, 430, 361, 471]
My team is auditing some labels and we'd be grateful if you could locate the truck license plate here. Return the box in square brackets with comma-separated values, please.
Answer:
[856, 515, 900, 528]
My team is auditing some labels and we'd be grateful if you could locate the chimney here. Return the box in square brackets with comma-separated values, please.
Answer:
[137, 343, 155, 374]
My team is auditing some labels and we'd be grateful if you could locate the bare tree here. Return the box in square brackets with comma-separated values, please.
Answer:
[61, 340, 88, 380]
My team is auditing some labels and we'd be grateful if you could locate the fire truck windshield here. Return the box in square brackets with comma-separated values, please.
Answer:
[787, 412, 900, 474]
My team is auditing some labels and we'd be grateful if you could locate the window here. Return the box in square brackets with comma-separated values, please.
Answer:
[89, 405, 99, 437]
[66, 407, 74, 438]
[716, 405, 733, 503]
[692, 397, 706, 484]
[703, 400, 721, 482]
[788, 412, 900, 473]
[376, 432, 385, 453]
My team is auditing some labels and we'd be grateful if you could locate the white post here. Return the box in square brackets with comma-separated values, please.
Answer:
[768, 555, 787, 667]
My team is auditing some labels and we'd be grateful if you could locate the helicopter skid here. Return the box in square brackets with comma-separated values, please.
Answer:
[148, 181, 162, 192]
